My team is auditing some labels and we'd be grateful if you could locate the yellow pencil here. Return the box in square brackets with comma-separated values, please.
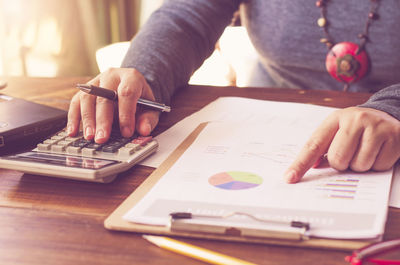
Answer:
[143, 235, 257, 265]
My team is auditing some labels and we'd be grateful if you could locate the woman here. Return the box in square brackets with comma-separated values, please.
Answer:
[67, 0, 400, 183]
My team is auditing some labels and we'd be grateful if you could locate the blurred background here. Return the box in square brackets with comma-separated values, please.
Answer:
[0, 0, 163, 77]
[0, 0, 256, 86]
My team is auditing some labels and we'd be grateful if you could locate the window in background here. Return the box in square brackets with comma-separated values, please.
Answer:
[0, 0, 140, 77]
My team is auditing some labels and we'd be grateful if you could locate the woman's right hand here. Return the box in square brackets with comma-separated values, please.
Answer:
[67, 68, 160, 143]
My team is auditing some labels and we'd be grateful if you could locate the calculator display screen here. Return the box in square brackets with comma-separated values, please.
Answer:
[3, 151, 119, 169]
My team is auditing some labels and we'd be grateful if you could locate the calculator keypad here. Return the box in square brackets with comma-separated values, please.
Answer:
[35, 130, 154, 161]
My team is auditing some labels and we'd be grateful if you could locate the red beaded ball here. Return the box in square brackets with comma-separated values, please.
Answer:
[325, 42, 369, 84]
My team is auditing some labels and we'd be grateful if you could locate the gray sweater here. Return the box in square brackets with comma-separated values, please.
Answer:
[121, 0, 400, 120]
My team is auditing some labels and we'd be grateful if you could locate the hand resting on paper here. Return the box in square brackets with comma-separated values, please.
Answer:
[67, 68, 160, 143]
[285, 107, 400, 183]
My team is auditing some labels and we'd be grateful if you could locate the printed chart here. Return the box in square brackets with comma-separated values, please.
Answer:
[311, 175, 378, 202]
[208, 171, 263, 190]
[317, 177, 359, 200]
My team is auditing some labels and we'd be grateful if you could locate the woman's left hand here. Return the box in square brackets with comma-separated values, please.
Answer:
[285, 106, 400, 183]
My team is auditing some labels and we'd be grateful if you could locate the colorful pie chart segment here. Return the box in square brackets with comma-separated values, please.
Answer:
[208, 171, 263, 190]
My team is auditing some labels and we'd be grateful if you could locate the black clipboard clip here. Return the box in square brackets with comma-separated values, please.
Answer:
[169, 212, 310, 241]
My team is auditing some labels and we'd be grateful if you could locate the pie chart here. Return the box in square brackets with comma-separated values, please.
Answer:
[208, 171, 263, 190]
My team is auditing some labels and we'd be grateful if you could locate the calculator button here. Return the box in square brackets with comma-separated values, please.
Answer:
[82, 148, 96, 157]
[51, 144, 66, 152]
[104, 140, 116, 146]
[112, 139, 129, 145]
[85, 143, 103, 150]
[71, 139, 91, 148]
[65, 136, 81, 142]
[66, 146, 82, 155]
[118, 146, 138, 157]
[57, 140, 72, 147]
[37, 143, 51, 151]
[101, 145, 120, 153]
[51, 135, 66, 141]
[124, 143, 140, 149]
[57, 131, 68, 137]
[132, 136, 153, 146]
[101, 139, 129, 153]
[43, 139, 58, 145]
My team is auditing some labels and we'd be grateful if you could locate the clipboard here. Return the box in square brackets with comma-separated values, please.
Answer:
[104, 122, 380, 251]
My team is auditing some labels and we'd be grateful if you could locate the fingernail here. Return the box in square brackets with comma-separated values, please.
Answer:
[122, 126, 131, 137]
[85, 126, 94, 138]
[143, 121, 152, 135]
[285, 169, 298, 183]
[95, 129, 105, 140]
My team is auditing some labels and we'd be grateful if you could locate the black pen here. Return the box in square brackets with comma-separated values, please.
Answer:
[77, 84, 171, 113]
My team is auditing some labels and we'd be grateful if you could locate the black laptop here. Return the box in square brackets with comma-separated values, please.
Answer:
[0, 94, 67, 155]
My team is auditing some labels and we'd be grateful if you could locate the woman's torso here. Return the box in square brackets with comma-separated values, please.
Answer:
[240, 0, 400, 92]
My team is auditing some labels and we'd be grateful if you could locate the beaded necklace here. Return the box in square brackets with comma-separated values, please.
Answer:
[316, 0, 380, 91]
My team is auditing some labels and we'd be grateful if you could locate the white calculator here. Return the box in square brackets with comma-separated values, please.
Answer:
[0, 129, 158, 183]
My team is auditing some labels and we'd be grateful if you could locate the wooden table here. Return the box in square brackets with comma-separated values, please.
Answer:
[0, 77, 399, 265]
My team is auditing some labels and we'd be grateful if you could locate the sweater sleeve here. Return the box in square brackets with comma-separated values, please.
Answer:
[359, 84, 400, 121]
[121, 0, 241, 104]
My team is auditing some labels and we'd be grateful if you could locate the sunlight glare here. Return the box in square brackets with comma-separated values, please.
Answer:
[35, 17, 62, 54]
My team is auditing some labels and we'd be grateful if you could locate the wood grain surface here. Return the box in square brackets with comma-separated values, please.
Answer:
[0, 77, 398, 265]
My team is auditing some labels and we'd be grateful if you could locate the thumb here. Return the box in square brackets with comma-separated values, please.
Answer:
[136, 110, 160, 136]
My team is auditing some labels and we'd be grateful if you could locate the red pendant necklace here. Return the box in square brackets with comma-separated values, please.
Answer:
[316, 0, 380, 91]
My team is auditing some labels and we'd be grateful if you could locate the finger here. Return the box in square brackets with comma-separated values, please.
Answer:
[67, 93, 81, 136]
[285, 114, 339, 183]
[80, 78, 100, 140]
[312, 154, 329, 168]
[372, 139, 400, 171]
[349, 126, 384, 172]
[136, 110, 160, 136]
[327, 119, 364, 171]
[67, 76, 99, 136]
[117, 70, 144, 137]
[95, 74, 119, 143]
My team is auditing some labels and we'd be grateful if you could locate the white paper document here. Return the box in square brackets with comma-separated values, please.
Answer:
[389, 164, 400, 208]
[141, 96, 400, 208]
[141, 97, 339, 168]
[126, 120, 392, 240]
